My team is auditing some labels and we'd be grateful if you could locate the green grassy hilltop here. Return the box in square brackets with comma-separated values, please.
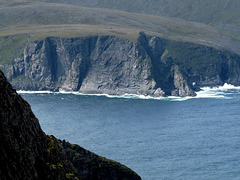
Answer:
[9, 0, 240, 33]
[1, 0, 240, 64]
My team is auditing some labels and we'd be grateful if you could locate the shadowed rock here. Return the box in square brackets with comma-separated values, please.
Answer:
[0, 70, 141, 180]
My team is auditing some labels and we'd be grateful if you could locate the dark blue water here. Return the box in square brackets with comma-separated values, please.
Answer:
[20, 89, 240, 180]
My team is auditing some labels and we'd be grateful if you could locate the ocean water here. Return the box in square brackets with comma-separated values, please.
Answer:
[19, 85, 240, 180]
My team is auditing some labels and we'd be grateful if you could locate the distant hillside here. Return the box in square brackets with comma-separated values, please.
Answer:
[14, 0, 240, 34]
[1, 1, 240, 55]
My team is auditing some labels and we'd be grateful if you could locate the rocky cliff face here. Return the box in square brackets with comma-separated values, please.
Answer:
[2, 33, 240, 97]
[137, 32, 240, 91]
[0, 70, 141, 180]
[3, 35, 165, 96]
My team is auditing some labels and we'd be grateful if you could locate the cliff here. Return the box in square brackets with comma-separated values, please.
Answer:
[0, 70, 141, 180]
[2, 33, 240, 97]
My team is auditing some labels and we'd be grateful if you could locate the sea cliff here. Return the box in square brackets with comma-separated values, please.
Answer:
[1, 33, 240, 97]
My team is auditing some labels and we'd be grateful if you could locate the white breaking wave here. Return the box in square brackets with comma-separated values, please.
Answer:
[17, 90, 53, 94]
[200, 83, 240, 90]
[196, 83, 240, 99]
[17, 90, 184, 101]
[17, 83, 240, 101]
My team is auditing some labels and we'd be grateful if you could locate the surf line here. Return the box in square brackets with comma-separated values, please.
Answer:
[17, 83, 240, 100]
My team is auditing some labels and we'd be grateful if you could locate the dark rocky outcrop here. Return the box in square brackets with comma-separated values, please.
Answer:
[0, 70, 141, 180]
[2, 33, 240, 97]
[61, 141, 140, 180]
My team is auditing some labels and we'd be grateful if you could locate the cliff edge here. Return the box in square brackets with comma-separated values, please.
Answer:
[0, 70, 141, 180]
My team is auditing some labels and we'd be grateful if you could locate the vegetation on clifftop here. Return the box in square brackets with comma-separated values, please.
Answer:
[0, 34, 28, 64]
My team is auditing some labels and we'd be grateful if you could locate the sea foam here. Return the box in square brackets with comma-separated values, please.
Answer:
[196, 83, 240, 99]
[17, 83, 240, 101]
[17, 90, 53, 94]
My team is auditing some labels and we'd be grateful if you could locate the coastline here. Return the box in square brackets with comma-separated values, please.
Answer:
[17, 83, 240, 101]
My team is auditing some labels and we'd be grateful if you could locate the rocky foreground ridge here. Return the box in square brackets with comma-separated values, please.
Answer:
[2, 32, 240, 97]
[0, 70, 141, 180]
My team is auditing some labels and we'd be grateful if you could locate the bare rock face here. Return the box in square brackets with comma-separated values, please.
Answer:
[0, 70, 77, 179]
[0, 70, 141, 180]
[171, 66, 196, 97]
[2, 33, 240, 97]
[4, 35, 191, 97]
[8, 35, 167, 96]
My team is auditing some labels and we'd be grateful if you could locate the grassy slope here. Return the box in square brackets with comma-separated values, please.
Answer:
[1, 1, 240, 64]
[0, 35, 28, 64]
[0, 2, 240, 47]
[25, 0, 240, 34]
